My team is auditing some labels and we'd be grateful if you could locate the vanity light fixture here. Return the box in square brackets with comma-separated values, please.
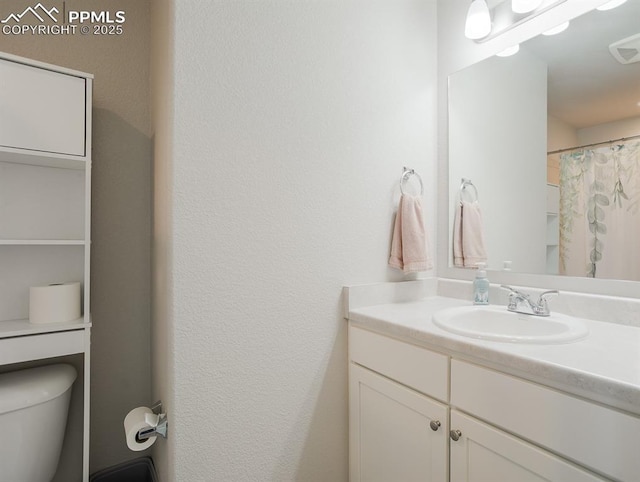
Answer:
[542, 21, 570, 36]
[496, 44, 520, 56]
[596, 0, 627, 11]
[468, 0, 568, 43]
[512, 0, 544, 14]
[465, 0, 492, 40]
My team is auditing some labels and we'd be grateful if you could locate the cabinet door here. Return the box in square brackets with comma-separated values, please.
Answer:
[451, 359, 640, 481]
[450, 410, 606, 482]
[0, 58, 86, 156]
[350, 362, 448, 482]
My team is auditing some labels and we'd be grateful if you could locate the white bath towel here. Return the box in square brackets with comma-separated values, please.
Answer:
[453, 200, 487, 268]
[389, 194, 433, 273]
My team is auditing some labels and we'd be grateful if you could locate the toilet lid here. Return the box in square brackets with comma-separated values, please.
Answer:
[0, 364, 77, 415]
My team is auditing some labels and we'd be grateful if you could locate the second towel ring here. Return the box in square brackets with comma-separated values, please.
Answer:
[400, 167, 424, 196]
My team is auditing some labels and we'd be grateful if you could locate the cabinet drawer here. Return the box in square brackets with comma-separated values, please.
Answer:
[451, 360, 640, 481]
[349, 325, 448, 402]
[0, 330, 85, 365]
[0, 58, 86, 156]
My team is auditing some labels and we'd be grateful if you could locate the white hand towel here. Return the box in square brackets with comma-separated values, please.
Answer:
[389, 194, 433, 273]
[453, 202, 464, 267]
[452, 200, 487, 268]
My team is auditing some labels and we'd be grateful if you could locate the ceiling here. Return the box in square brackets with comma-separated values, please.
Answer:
[523, 0, 640, 128]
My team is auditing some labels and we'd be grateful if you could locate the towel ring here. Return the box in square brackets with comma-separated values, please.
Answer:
[400, 167, 424, 196]
[460, 178, 478, 202]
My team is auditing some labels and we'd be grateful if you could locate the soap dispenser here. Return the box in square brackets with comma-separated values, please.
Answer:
[473, 263, 489, 305]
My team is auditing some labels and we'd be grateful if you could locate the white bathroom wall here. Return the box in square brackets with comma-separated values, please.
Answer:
[152, 1, 437, 480]
[548, 115, 579, 152]
[578, 116, 640, 145]
[547, 115, 577, 186]
[150, 0, 175, 481]
[548, 114, 640, 151]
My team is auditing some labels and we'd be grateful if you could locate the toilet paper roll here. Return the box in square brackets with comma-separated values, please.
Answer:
[124, 406, 157, 452]
[29, 282, 81, 324]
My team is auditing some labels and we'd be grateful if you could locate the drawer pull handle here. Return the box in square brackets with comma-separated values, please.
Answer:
[430, 420, 441, 431]
[450, 429, 462, 441]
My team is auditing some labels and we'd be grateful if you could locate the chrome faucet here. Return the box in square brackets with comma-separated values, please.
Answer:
[500, 285, 559, 316]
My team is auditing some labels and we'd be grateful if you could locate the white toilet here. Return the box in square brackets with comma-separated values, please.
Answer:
[0, 364, 77, 482]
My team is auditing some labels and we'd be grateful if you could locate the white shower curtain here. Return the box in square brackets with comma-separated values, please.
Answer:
[557, 140, 640, 281]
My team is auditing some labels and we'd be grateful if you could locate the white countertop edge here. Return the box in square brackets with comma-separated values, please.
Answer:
[348, 296, 640, 417]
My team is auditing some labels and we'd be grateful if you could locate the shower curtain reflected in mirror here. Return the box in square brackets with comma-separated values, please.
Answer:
[553, 140, 640, 281]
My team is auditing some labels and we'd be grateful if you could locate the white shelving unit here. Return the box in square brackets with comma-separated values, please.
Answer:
[0, 51, 93, 482]
[546, 184, 560, 275]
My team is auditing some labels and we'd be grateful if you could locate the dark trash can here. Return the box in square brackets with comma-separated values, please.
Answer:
[90, 457, 158, 482]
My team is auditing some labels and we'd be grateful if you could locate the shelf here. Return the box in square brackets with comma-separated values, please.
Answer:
[0, 317, 90, 340]
[546, 185, 560, 214]
[0, 321, 89, 367]
[0, 146, 88, 170]
[0, 239, 86, 246]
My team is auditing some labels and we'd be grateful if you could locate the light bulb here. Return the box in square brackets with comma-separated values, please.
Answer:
[465, 0, 492, 40]
[512, 0, 544, 14]
[542, 21, 570, 36]
[596, 0, 627, 11]
[496, 44, 520, 57]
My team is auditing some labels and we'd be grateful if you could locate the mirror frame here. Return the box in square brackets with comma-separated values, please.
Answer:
[437, 0, 640, 299]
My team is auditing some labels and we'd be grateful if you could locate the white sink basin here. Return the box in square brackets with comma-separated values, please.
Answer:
[432, 305, 589, 344]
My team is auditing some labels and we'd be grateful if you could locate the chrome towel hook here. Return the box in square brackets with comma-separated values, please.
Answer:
[400, 167, 424, 196]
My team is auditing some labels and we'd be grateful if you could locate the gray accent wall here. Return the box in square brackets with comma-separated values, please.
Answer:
[0, 0, 152, 474]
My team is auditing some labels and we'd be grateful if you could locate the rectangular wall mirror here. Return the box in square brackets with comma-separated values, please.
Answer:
[448, 0, 640, 282]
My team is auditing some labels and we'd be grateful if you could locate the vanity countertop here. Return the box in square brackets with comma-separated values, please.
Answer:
[349, 296, 640, 416]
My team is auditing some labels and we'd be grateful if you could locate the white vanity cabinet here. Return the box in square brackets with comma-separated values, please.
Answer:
[350, 364, 448, 482]
[349, 324, 637, 482]
[349, 327, 449, 482]
[449, 410, 604, 482]
[0, 52, 93, 482]
[451, 360, 639, 482]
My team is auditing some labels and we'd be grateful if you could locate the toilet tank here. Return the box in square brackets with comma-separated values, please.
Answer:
[0, 364, 77, 482]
